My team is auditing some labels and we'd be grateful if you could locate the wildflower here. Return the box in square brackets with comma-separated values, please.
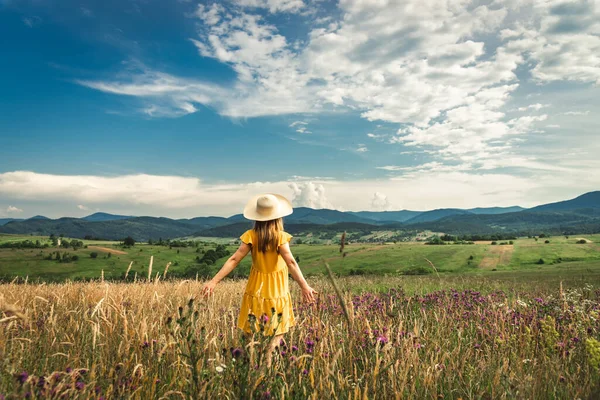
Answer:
[263, 390, 271, 399]
[302, 369, 309, 375]
[232, 348, 243, 358]
[586, 338, 600, 371]
[291, 345, 298, 352]
[376, 335, 389, 345]
[522, 359, 532, 364]
[215, 366, 224, 373]
[75, 382, 85, 390]
[16, 371, 29, 384]
[260, 314, 269, 324]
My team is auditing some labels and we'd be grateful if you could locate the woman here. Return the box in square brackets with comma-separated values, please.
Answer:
[201, 193, 318, 366]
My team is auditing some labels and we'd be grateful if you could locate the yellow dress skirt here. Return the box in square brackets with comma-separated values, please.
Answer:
[237, 229, 296, 336]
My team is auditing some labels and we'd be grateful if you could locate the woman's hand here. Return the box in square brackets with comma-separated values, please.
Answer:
[301, 285, 318, 303]
[201, 279, 217, 297]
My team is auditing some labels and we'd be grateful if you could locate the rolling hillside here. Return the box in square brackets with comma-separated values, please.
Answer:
[0, 191, 597, 239]
[529, 191, 600, 212]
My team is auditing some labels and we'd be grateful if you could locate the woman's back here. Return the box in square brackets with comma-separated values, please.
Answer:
[240, 229, 292, 274]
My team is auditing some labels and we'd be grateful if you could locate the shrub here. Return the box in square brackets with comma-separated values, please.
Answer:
[536, 258, 545, 265]
[90, 252, 98, 259]
[545, 240, 550, 244]
[491, 241, 498, 245]
[403, 266, 432, 275]
[577, 239, 588, 244]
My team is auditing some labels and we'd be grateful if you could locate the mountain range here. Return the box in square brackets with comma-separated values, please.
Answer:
[0, 191, 598, 240]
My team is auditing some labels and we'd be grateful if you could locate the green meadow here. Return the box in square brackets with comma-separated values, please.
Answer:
[0, 233, 598, 282]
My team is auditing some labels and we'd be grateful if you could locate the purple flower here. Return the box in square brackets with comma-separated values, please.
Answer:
[376, 335, 389, 345]
[16, 371, 29, 384]
[75, 382, 85, 391]
[305, 339, 314, 348]
[65, 367, 72, 373]
[302, 369, 309, 375]
[141, 341, 150, 349]
[232, 348, 243, 358]
[474, 343, 481, 349]
[263, 391, 271, 399]
[260, 314, 269, 324]
[291, 345, 298, 352]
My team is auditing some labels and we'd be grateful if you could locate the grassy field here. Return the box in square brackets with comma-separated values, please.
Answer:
[0, 234, 599, 282]
[2, 274, 600, 398]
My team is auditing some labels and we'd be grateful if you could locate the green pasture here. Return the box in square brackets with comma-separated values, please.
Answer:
[0, 233, 598, 282]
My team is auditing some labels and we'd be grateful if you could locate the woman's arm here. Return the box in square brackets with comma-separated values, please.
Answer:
[279, 243, 318, 303]
[201, 243, 251, 296]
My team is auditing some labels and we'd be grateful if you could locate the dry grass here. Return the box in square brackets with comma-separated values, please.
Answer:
[1, 275, 600, 399]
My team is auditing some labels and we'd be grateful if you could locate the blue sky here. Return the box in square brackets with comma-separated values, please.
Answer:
[0, 0, 598, 218]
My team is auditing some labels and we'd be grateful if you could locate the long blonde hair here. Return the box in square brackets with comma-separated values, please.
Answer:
[254, 218, 284, 253]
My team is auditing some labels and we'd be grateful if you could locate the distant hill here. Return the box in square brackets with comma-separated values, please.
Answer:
[347, 210, 422, 222]
[228, 207, 377, 225]
[82, 212, 132, 222]
[0, 218, 23, 226]
[0, 217, 201, 241]
[467, 206, 526, 215]
[404, 209, 474, 224]
[530, 191, 600, 212]
[408, 208, 600, 235]
[28, 215, 50, 220]
[0, 191, 597, 239]
[179, 216, 230, 228]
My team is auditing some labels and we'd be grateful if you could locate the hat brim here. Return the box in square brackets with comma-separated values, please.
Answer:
[243, 193, 293, 221]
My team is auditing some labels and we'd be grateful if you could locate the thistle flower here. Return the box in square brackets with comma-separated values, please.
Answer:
[16, 371, 28, 384]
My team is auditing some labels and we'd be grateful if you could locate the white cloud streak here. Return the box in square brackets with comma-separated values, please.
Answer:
[1, 170, 598, 218]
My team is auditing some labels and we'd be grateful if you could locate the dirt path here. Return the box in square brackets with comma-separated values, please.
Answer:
[479, 245, 514, 269]
[88, 246, 128, 255]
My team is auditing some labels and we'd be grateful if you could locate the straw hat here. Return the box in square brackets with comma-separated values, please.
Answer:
[243, 193, 293, 221]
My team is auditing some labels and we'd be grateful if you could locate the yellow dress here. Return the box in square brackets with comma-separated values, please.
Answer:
[237, 229, 296, 336]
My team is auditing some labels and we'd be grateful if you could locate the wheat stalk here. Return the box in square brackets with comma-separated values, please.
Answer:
[148, 256, 154, 282]
[125, 261, 133, 280]
[424, 258, 440, 278]
[163, 262, 172, 280]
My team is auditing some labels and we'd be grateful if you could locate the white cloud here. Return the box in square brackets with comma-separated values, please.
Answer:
[563, 110, 590, 116]
[234, 0, 305, 13]
[22, 16, 41, 28]
[517, 103, 550, 111]
[546, 124, 560, 128]
[371, 192, 392, 211]
[356, 145, 368, 153]
[367, 133, 387, 142]
[75, 0, 600, 178]
[77, 204, 90, 211]
[289, 181, 333, 209]
[6, 205, 23, 214]
[0, 170, 598, 217]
